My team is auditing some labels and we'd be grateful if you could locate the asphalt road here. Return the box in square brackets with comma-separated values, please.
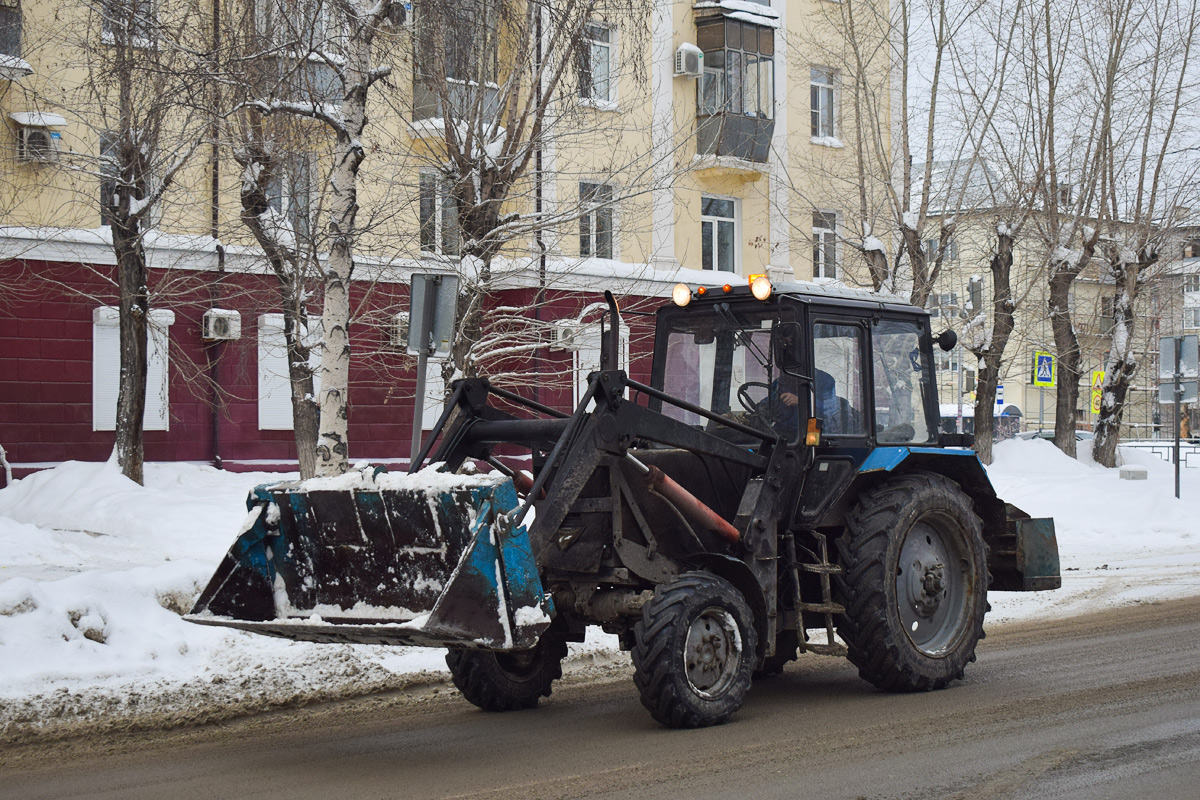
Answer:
[4, 596, 1200, 800]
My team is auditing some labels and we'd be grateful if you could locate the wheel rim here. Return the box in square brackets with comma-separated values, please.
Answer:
[896, 516, 972, 655]
[683, 606, 743, 699]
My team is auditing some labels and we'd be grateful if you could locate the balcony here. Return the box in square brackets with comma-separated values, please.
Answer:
[695, 113, 774, 164]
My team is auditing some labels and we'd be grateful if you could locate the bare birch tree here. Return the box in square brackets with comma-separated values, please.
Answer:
[1091, 0, 1200, 466]
[239, 0, 400, 477]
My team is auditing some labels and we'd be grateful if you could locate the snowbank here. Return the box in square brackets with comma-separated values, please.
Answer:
[1, 442, 1197, 741]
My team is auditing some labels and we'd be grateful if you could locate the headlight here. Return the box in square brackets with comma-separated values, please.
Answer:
[751, 275, 773, 301]
[672, 282, 692, 307]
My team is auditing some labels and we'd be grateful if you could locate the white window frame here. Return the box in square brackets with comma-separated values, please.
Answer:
[572, 324, 629, 408]
[264, 156, 314, 244]
[258, 313, 321, 431]
[580, 181, 616, 259]
[423, 358, 446, 429]
[100, 0, 156, 47]
[810, 66, 838, 141]
[92, 305, 174, 432]
[813, 210, 838, 279]
[701, 194, 739, 273]
[419, 171, 460, 257]
[1183, 274, 1200, 294]
[578, 21, 617, 110]
[1184, 306, 1200, 330]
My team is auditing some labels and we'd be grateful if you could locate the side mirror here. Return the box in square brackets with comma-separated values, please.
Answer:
[772, 322, 804, 371]
[935, 329, 958, 352]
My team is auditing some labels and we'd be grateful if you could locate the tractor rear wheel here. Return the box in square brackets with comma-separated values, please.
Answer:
[446, 633, 568, 712]
[837, 471, 988, 692]
[632, 572, 758, 728]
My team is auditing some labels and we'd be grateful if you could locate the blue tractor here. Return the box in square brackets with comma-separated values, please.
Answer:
[189, 279, 1059, 728]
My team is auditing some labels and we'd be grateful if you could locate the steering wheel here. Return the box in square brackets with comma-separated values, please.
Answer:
[737, 381, 773, 415]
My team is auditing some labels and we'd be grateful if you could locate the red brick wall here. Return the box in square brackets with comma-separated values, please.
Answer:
[0, 258, 662, 482]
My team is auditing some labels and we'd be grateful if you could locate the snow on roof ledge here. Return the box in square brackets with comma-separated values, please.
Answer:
[693, 1, 781, 23]
[10, 111, 67, 127]
[0, 55, 33, 81]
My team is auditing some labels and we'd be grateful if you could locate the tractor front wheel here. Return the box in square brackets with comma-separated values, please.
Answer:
[632, 572, 758, 728]
[837, 471, 988, 692]
[446, 633, 568, 712]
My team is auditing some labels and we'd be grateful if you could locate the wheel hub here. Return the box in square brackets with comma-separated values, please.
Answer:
[684, 607, 741, 698]
[897, 519, 971, 655]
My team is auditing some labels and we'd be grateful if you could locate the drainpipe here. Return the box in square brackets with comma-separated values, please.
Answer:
[208, 0, 224, 469]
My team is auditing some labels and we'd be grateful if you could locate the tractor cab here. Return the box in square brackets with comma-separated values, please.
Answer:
[650, 279, 943, 454]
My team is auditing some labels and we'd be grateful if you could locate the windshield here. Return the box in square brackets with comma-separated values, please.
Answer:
[657, 306, 799, 440]
[871, 319, 936, 444]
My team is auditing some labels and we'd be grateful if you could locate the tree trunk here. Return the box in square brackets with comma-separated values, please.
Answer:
[1092, 253, 1151, 467]
[112, 219, 149, 485]
[902, 226, 932, 308]
[1048, 266, 1083, 458]
[286, 315, 320, 478]
[313, 61, 370, 477]
[970, 232, 1016, 465]
[239, 152, 320, 478]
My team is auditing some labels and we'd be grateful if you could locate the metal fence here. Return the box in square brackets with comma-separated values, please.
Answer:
[1120, 440, 1200, 468]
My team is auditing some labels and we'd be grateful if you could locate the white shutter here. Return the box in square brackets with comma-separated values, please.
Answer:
[423, 359, 445, 428]
[92, 306, 173, 432]
[258, 314, 320, 430]
[572, 324, 629, 408]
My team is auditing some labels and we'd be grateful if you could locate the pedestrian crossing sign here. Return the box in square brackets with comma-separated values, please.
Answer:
[1033, 351, 1056, 387]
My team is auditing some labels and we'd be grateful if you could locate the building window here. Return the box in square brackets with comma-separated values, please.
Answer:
[0, 3, 21, 58]
[1184, 274, 1200, 293]
[264, 157, 313, 245]
[99, 132, 118, 227]
[419, 172, 460, 256]
[578, 23, 613, 105]
[810, 67, 837, 139]
[696, 16, 774, 119]
[813, 211, 837, 279]
[579, 182, 613, 259]
[1183, 240, 1200, 260]
[924, 236, 959, 264]
[1185, 307, 1200, 330]
[92, 306, 174, 432]
[258, 314, 320, 431]
[572, 324, 629, 408]
[413, 1, 499, 121]
[101, 0, 155, 42]
[701, 196, 737, 272]
[1100, 295, 1116, 336]
[929, 292, 960, 319]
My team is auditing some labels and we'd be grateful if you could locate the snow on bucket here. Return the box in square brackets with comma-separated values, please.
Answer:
[186, 466, 553, 651]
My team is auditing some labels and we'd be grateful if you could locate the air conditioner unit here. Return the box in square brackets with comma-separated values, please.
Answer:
[17, 126, 60, 163]
[674, 43, 703, 79]
[550, 323, 584, 352]
[392, 311, 410, 348]
[202, 308, 242, 341]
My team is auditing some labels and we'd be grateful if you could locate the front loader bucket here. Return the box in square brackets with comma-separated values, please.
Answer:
[185, 469, 553, 651]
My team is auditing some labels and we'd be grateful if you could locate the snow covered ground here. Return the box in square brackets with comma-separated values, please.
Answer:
[1, 440, 1197, 742]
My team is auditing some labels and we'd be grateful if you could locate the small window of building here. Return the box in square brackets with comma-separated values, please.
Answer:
[810, 67, 837, 139]
[92, 306, 174, 432]
[578, 22, 613, 106]
[258, 314, 320, 430]
[924, 236, 959, 264]
[701, 196, 737, 272]
[264, 157, 314, 244]
[579, 182, 614, 259]
[1185, 307, 1200, 330]
[419, 172, 460, 256]
[813, 211, 837, 279]
[1183, 274, 1200, 293]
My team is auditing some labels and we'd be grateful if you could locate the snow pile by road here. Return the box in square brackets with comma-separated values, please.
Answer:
[1, 442, 1197, 742]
